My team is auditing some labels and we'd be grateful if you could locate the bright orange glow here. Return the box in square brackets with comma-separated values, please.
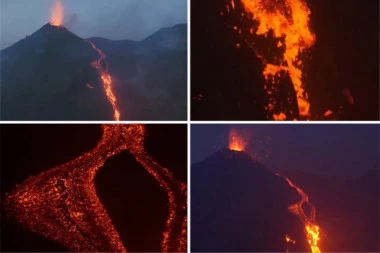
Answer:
[89, 42, 121, 120]
[4, 125, 187, 252]
[238, 0, 316, 120]
[283, 176, 321, 253]
[285, 234, 296, 244]
[50, 0, 63, 26]
[273, 112, 286, 120]
[323, 109, 333, 117]
[228, 128, 247, 151]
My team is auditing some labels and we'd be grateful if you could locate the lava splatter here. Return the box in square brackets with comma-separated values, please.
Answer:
[230, 0, 316, 120]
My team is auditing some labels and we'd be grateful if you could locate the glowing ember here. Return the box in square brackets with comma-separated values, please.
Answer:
[285, 234, 296, 244]
[4, 125, 187, 252]
[235, 0, 316, 120]
[323, 109, 333, 117]
[89, 42, 121, 121]
[228, 128, 247, 151]
[50, 0, 63, 26]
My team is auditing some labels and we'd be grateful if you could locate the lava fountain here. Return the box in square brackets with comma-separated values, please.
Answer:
[50, 0, 63, 26]
[228, 128, 248, 151]
[4, 125, 187, 252]
[234, 0, 316, 120]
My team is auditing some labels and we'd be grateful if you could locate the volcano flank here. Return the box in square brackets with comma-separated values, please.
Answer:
[191, 148, 379, 252]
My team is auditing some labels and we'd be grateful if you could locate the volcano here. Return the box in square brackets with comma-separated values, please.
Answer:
[191, 148, 309, 252]
[0, 23, 187, 120]
[191, 148, 379, 252]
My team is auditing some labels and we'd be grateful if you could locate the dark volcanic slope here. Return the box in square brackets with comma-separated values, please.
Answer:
[1, 23, 187, 121]
[1, 23, 113, 120]
[191, 149, 308, 252]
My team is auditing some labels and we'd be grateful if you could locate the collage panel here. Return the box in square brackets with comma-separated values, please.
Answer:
[0, 124, 187, 252]
[191, 124, 379, 252]
[191, 0, 379, 121]
[0, 0, 187, 121]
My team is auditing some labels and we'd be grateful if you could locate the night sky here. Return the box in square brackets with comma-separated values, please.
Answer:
[191, 124, 380, 179]
[0, 0, 187, 49]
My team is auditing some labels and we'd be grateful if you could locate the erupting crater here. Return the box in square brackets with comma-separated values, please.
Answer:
[228, 128, 248, 152]
[50, 0, 63, 27]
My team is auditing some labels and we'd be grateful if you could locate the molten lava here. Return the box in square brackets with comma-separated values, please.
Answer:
[233, 0, 316, 120]
[50, 0, 63, 26]
[4, 125, 187, 252]
[280, 176, 321, 253]
[89, 42, 121, 120]
[228, 128, 247, 151]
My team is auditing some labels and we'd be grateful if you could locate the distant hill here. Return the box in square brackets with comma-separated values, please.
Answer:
[0, 23, 187, 120]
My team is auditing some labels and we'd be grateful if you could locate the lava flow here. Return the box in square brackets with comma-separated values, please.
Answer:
[228, 128, 248, 151]
[231, 0, 316, 120]
[277, 175, 321, 253]
[89, 42, 121, 121]
[50, 0, 63, 27]
[4, 125, 187, 252]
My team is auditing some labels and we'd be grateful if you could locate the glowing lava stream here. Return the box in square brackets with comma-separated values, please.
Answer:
[232, 0, 316, 120]
[228, 129, 321, 253]
[89, 42, 121, 121]
[281, 176, 321, 253]
[4, 125, 187, 252]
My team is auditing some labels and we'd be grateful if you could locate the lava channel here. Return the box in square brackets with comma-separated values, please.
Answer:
[4, 125, 187, 252]
[88, 42, 121, 121]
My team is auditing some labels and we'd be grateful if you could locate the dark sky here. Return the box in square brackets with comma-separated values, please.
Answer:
[191, 124, 380, 179]
[0, 0, 187, 49]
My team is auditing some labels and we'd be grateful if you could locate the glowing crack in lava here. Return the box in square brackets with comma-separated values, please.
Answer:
[228, 128, 248, 151]
[4, 125, 187, 252]
[89, 42, 121, 121]
[232, 0, 316, 120]
[50, 0, 63, 27]
[274, 174, 321, 253]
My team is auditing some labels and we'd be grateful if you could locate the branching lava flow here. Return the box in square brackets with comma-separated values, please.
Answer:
[4, 125, 187, 252]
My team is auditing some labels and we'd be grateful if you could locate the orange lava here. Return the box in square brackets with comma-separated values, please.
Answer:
[4, 125, 187, 252]
[237, 0, 316, 120]
[282, 176, 321, 253]
[285, 234, 296, 244]
[50, 0, 63, 26]
[89, 42, 121, 121]
[323, 109, 333, 117]
[228, 128, 247, 151]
